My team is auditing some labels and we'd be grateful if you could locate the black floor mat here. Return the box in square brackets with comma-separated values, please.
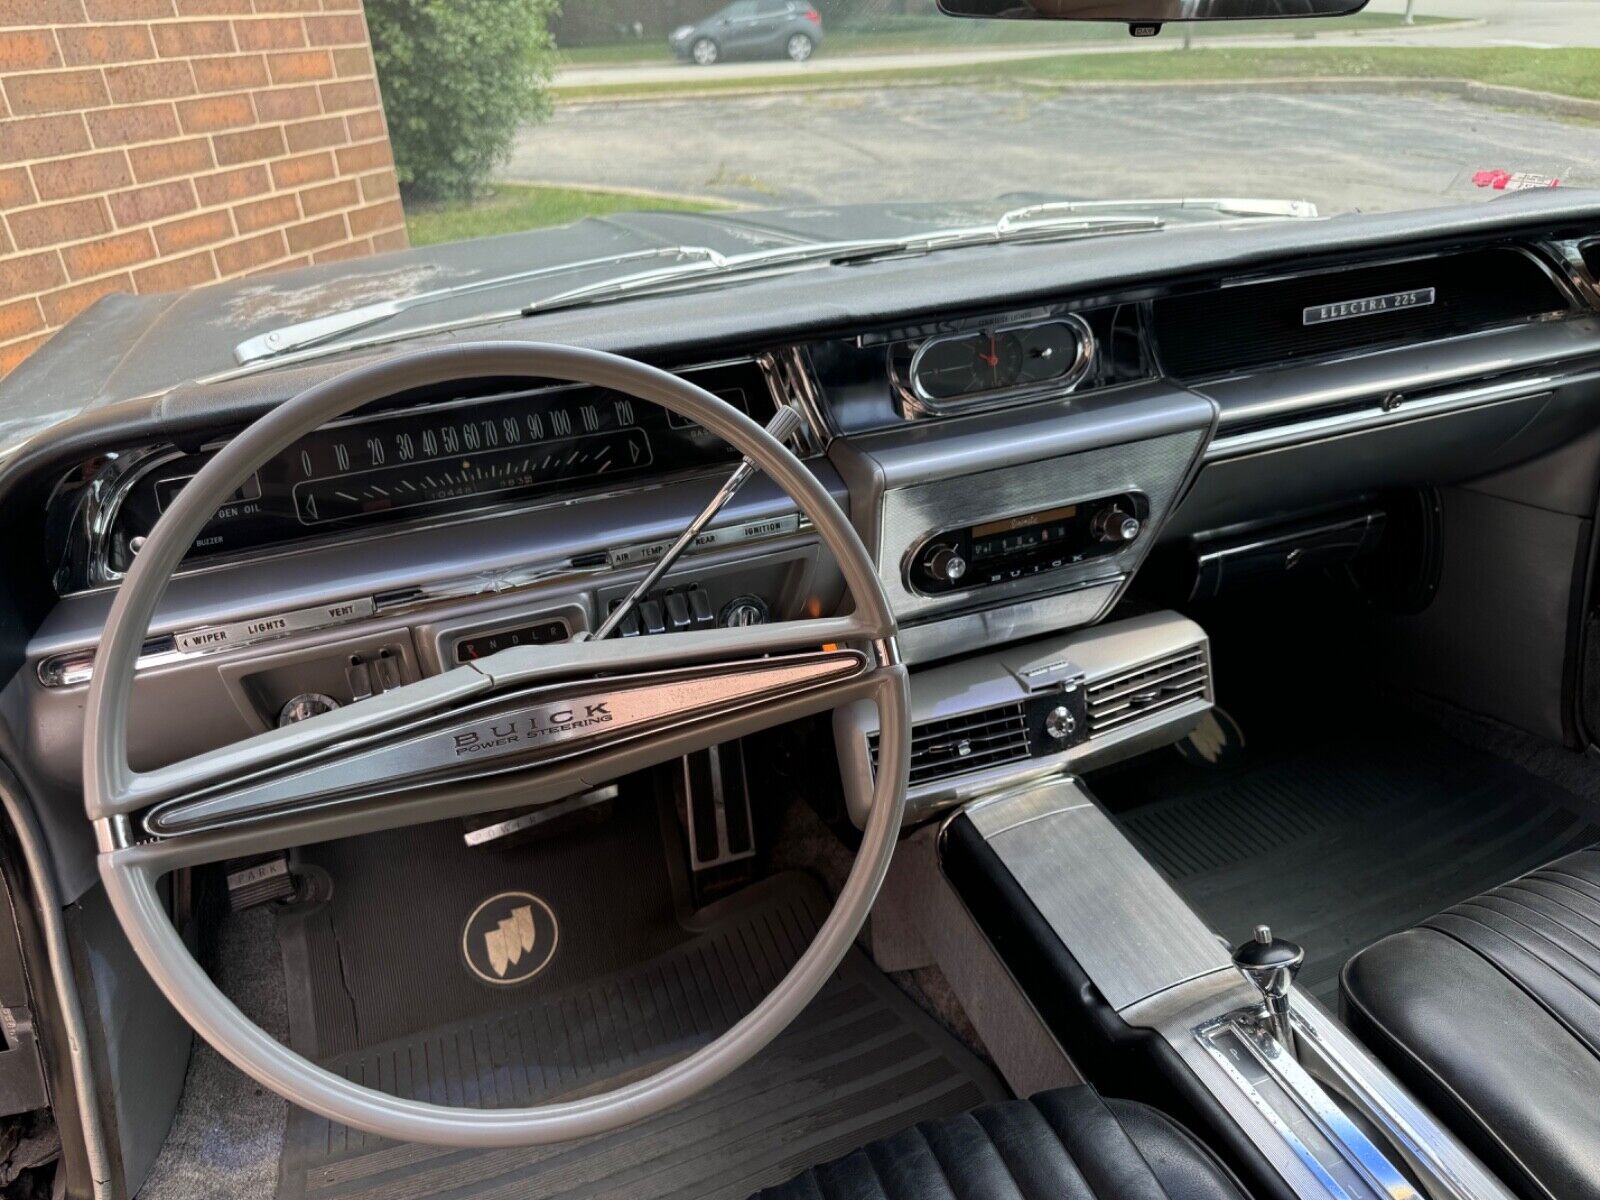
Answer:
[274, 815, 1003, 1200]
[1099, 724, 1600, 1006]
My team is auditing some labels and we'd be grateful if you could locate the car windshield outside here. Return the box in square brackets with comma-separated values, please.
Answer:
[0, 0, 1596, 379]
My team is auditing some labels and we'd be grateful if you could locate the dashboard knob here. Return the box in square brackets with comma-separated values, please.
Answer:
[719, 595, 769, 627]
[1044, 704, 1077, 741]
[277, 692, 340, 727]
[1091, 508, 1141, 544]
[927, 545, 968, 584]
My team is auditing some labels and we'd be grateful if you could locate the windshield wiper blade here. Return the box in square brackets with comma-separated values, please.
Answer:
[232, 245, 735, 365]
[997, 197, 1318, 224]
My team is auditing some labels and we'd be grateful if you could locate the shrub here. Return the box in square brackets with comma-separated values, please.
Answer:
[367, 0, 558, 202]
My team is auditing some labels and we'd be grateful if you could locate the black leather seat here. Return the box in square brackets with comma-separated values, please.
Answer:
[752, 1084, 1249, 1200]
[1343, 845, 1600, 1200]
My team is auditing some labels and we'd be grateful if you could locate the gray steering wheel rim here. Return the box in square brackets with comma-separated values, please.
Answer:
[84, 342, 910, 1148]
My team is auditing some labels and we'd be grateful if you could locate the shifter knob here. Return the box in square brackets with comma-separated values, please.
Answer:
[1232, 924, 1304, 1054]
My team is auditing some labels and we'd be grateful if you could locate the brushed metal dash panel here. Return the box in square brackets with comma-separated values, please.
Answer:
[978, 780, 1230, 1011]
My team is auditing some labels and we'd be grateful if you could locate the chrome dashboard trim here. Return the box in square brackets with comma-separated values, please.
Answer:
[1206, 376, 1557, 461]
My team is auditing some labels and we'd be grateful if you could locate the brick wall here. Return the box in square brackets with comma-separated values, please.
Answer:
[0, 0, 409, 378]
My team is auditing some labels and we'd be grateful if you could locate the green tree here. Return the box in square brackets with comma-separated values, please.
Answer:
[367, 0, 558, 202]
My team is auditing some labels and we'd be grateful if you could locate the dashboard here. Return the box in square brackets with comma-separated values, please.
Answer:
[7, 200, 1600, 898]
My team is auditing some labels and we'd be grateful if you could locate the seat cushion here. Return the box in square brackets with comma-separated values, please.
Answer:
[751, 1085, 1248, 1200]
[1342, 845, 1600, 1200]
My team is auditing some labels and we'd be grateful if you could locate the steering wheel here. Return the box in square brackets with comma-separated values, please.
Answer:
[82, 343, 910, 1147]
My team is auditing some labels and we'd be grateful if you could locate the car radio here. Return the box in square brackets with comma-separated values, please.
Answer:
[907, 493, 1147, 595]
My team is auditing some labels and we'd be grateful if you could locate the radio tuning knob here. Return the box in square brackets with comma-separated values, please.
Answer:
[927, 545, 968, 583]
[1091, 507, 1141, 544]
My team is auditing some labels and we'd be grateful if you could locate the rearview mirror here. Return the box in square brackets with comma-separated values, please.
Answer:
[938, 0, 1368, 24]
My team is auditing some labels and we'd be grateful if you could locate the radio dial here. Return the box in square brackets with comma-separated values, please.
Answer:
[926, 545, 968, 584]
[1091, 507, 1141, 544]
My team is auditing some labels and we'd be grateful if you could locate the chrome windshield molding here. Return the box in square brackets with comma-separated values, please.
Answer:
[1196, 1011, 1417, 1200]
[142, 649, 867, 837]
[1206, 376, 1557, 461]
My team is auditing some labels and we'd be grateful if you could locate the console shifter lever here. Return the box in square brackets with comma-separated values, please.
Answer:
[1232, 924, 1305, 1057]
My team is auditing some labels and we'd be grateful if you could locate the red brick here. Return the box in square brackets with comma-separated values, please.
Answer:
[212, 125, 285, 165]
[312, 238, 367, 265]
[0, 250, 67, 302]
[318, 78, 375, 113]
[59, 24, 157, 66]
[85, 103, 180, 148]
[0, 1, 85, 24]
[5, 69, 108, 116]
[61, 229, 156, 279]
[215, 228, 286, 275]
[107, 179, 196, 226]
[0, 167, 36, 208]
[234, 193, 298, 232]
[347, 198, 402, 237]
[0, 114, 89, 163]
[176, 0, 249, 12]
[152, 209, 233, 255]
[269, 150, 332, 189]
[128, 136, 213, 182]
[321, 0, 363, 9]
[358, 170, 397, 202]
[192, 53, 268, 93]
[335, 139, 389, 174]
[255, 84, 319, 122]
[85, 0, 172, 16]
[105, 61, 195, 104]
[175, 93, 255, 133]
[134, 249, 217, 293]
[235, 17, 305, 51]
[0, 334, 52, 378]
[193, 163, 266, 205]
[299, 177, 356, 217]
[305, 14, 364, 45]
[284, 115, 344, 153]
[42, 273, 130, 325]
[0, 299, 45, 342]
[371, 228, 409, 254]
[331, 46, 373, 78]
[0, 30, 61, 72]
[284, 212, 344, 253]
[152, 20, 235, 57]
[252, 0, 319, 11]
[33, 150, 132, 200]
[345, 109, 386, 142]
[0, 223, 10, 256]
[267, 49, 332, 84]
[8, 198, 111, 251]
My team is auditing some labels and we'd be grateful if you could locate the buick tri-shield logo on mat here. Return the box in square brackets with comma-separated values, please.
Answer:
[461, 891, 559, 985]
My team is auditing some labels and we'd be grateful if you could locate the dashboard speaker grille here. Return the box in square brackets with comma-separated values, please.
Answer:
[1087, 647, 1209, 737]
[869, 701, 1031, 787]
[1150, 247, 1569, 380]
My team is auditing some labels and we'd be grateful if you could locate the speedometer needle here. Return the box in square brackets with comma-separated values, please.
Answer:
[589, 406, 804, 640]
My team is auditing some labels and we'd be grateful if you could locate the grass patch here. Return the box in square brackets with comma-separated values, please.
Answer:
[554, 45, 1600, 105]
[554, 12, 1453, 68]
[406, 183, 727, 246]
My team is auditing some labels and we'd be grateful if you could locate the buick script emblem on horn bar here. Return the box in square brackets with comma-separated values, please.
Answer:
[1303, 287, 1434, 326]
[462, 891, 559, 985]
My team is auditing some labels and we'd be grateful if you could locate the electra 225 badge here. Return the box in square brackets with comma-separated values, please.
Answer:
[462, 891, 560, 985]
[1302, 287, 1435, 326]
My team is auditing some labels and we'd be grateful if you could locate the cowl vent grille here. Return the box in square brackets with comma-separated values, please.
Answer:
[870, 702, 1030, 787]
[1087, 648, 1208, 736]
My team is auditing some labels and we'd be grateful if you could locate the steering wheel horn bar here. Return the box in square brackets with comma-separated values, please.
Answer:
[82, 343, 910, 1147]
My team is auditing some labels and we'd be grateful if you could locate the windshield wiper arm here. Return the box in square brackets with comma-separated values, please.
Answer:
[232, 245, 735, 365]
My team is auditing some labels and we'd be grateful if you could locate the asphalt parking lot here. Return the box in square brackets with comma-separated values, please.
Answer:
[507, 85, 1600, 214]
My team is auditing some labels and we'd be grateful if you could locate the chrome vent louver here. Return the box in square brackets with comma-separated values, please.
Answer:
[870, 701, 1031, 787]
[1087, 647, 1209, 736]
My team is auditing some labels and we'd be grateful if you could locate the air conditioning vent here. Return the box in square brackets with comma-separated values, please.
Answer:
[1087, 647, 1209, 737]
[869, 701, 1031, 787]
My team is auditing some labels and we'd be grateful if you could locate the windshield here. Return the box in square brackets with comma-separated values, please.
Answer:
[1, 0, 1595, 382]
